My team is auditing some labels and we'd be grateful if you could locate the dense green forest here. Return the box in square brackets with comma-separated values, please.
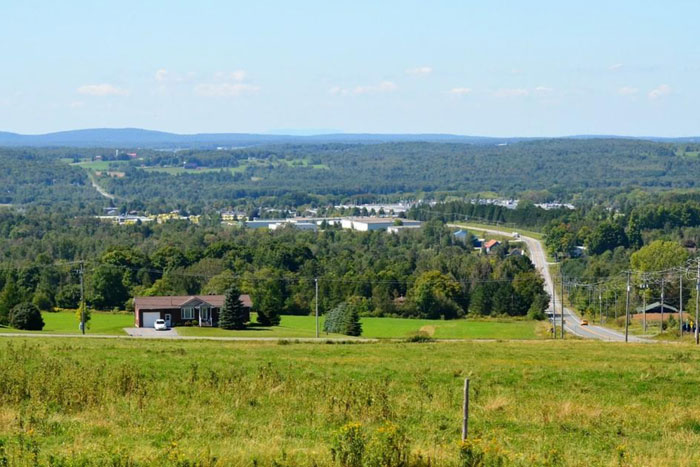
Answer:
[0, 150, 102, 206]
[2, 139, 700, 212]
[0, 211, 548, 325]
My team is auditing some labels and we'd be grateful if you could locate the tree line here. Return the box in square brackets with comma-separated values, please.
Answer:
[0, 211, 549, 327]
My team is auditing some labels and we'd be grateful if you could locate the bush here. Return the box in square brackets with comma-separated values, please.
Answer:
[404, 332, 434, 343]
[9, 302, 45, 330]
[526, 308, 546, 321]
[31, 290, 53, 312]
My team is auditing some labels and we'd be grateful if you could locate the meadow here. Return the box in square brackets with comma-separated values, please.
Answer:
[1, 337, 699, 466]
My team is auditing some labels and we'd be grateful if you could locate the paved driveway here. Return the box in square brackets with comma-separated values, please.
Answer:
[124, 327, 179, 338]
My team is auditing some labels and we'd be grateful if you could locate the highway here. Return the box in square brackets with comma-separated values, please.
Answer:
[450, 224, 645, 342]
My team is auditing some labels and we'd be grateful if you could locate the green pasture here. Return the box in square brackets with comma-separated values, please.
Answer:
[1, 337, 700, 465]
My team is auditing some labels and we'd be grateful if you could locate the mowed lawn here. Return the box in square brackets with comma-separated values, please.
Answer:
[0, 311, 538, 340]
[177, 314, 539, 339]
[0, 311, 132, 335]
[1, 337, 700, 465]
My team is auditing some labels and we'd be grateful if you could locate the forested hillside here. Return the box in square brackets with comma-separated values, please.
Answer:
[0, 150, 101, 206]
[100, 139, 700, 211]
[2, 138, 699, 211]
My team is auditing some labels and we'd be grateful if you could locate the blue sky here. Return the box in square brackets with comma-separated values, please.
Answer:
[1, 1, 698, 136]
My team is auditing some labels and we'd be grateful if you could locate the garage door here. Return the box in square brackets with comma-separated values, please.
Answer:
[142, 312, 161, 328]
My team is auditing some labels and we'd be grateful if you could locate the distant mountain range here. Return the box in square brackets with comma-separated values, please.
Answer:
[0, 128, 698, 148]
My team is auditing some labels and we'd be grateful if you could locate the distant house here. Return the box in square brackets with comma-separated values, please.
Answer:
[453, 229, 469, 242]
[483, 239, 501, 253]
[570, 245, 587, 258]
[635, 302, 679, 315]
[508, 248, 524, 257]
[134, 295, 252, 328]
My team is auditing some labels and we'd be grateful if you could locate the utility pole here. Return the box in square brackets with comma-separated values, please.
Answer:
[551, 280, 557, 338]
[314, 278, 319, 338]
[680, 273, 684, 336]
[79, 261, 85, 335]
[696, 261, 700, 345]
[560, 271, 565, 339]
[660, 277, 665, 333]
[625, 271, 630, 343]
[641, 280, 647, 333]
[598, 287, 603, 325]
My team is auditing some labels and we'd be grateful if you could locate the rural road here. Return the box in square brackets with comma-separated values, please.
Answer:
[451, 224, 644, 342]
[87, 171, 116, 200]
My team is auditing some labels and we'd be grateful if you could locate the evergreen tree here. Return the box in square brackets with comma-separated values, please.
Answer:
[324, 302, 363, 337]
[343, 306, 363, 336]
[0, 277, 22, 325]
[220, 286, 247, 330]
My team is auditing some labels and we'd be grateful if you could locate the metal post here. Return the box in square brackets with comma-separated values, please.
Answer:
[625, 271, 630, 343]
[79, 261, 85, 335]
[315, 278, 319, 338]
[462, 378, 470, 441]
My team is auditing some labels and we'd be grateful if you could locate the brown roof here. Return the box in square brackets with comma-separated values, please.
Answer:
[134, 294, 252, 309]
[484, 239, 501, 249]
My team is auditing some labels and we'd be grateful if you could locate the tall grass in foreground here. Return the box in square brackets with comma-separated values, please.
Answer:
[1, 338, 700, 465]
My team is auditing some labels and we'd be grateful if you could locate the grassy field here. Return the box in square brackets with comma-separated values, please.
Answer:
[174, 314, 539, 340]
[1, 337, 699, 465]
[0, 311, 132, 335]
[0, 311, 538, 340]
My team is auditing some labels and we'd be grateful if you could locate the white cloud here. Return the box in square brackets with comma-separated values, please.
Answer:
[330, 81, 397, 96]
[77, 83, 130, 96]
[329, 86, 349, 96]
[449, 87, 472, 96]
[406, 66, 432, 76]
[618, 86, 638, 96]
[534, 86, 553, 94]
[609, 63, 624, 71]
[354, 81, 397, 94]
[155, 69, 169, 82]
[648, 84, 671, 99]
[214, 70, 246, 82]
[493, 88, 529, 98]
[194, 82, 260, 97]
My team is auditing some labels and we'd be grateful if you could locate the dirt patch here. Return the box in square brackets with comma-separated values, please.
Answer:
[418, 325, 435, 336]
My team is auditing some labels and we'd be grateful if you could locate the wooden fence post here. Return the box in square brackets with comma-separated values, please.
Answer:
[462, 378, 470, 441]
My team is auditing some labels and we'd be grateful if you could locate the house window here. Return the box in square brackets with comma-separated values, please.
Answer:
[182, 307, 194, 320]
